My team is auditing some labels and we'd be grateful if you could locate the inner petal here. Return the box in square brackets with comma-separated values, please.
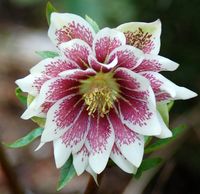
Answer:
[93, 28, 126, 63]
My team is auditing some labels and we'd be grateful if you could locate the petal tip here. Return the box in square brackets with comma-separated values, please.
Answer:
[176, 87, 198, 100]
[34, 142, 45, 151]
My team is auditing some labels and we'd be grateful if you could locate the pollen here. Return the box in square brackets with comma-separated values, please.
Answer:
[79, 72, 119, 117]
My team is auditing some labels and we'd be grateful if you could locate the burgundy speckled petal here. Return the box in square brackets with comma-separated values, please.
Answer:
[61, 110, 90, 154]
[114, 68, 160, 136]
[108, 45, 144, 70]
[93, 28, 126, 63]
[134, 54, 179, 73]
[86, 114, 115, 174]
[109, 110, 144, 167]
[35, 77, 79, 108]
[48, 13, 95, 46]
[59, 39, 92, 69]
[41, 95, 84, 142]
[115, 67, 150, 92]
[16, 57, 79, 96]
[35, 68, 95, 109]
[141, 71, 197, 102]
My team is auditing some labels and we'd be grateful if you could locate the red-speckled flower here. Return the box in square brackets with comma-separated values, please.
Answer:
[15, 13, 197, 176]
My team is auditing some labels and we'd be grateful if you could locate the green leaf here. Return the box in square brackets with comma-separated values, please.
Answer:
[5, 127, 44, 148]
[57, 156, 76, 191]
[145, 125, 186, 154]
[35, 51, 59, 59]
[85, 15, 100, 33]
[15, 87, 27, 105]
[135, 157, 162, 178]
[46, 2, 57, 25]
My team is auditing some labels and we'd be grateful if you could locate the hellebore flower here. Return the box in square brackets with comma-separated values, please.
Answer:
[16, 13, 197, 176]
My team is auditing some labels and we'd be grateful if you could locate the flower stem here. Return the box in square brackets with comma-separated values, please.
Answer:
[0, 142, 25, 194]
[84, 173, 104, 194]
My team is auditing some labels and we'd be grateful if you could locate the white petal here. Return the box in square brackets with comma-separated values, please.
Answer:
[34, 142, 45, 151]
[117, 19, 161, 54]
[109, 111, 145, 168]
[174, 86, 197, 100]
[35, 76, 79, 109]
[48, 12, 95, 46]
[156, 111, 172, 139]
[141, 71, 197, 101]
[21, 97, 45, 120]
[115, 67, 151, 91]
[108, 45, 144, 70]
[110, 145, 138, 174]
[58, 39, 92, 69]
[30, 58, 54, 74]
[15, 74, 41, 96]
[116, 68, 161, 136]
[135, 54, 179, 72]
[88, 55, 118, 72]
[41, 95, 84, 142]
[93, 27, 126, 63]
[73, 146, 89, 176]
[87, 116, 115, 174]
[53, 138, 71, 168]
[86, 166, 98, 185]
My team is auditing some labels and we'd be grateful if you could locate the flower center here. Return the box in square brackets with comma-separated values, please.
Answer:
[79, 72, 119, 117]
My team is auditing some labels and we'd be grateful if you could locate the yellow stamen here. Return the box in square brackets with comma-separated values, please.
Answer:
[79, 72, 119, 117]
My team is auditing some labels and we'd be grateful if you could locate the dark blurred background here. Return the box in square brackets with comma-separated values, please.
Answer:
[0, 0, 199, 194]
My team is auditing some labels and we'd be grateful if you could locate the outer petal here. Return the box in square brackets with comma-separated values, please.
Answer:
[35, 76, 80, 108]
[115, 68, 161, 136]
[48, 12, 95, 46]
[134, 54, 179, 72]
[35, 68, 95, 108]
[53, 138, 71, 168]
[54, 110, 90, 169]
[141, 71, 197, 102]
[21, 97, 45, 119]
[15, 74, 43, 96]
[86, 115, 115, 174]
[61, 110, 90, 154]
[86, 166, 98, 184]
[16, 57, 79, 96]
[73, 146, 89, 176]
[156, 111, 172, 138]
[109, 110, 144, 167]
[115, 67, 151, 92]
[93, 28, 126, 63]
[117, 20, 161, 54]
[108, 45, 144, 70]
[117, 96, 161, 136]
[110, 144, 138, 174]
[59, 39, 92, 69]
[30, 57, 79, 75]
[36, 69, 94, 107]
[41, 95, 84, 142]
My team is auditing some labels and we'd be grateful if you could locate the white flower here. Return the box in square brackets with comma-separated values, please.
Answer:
[16, 13, 197, 177]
